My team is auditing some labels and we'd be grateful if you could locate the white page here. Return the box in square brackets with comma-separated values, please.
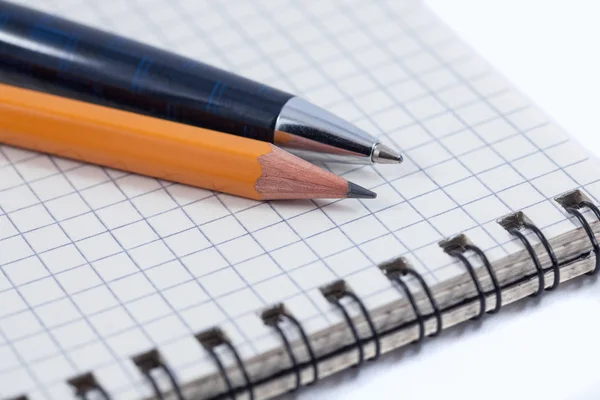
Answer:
[2, 0, 600, 398]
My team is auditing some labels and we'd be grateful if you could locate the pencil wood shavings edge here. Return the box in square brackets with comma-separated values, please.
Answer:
[255, 145, 375, 200]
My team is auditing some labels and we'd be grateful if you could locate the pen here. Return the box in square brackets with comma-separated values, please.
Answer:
[0, 0, 402, 165]
[0, 82, 376, 200]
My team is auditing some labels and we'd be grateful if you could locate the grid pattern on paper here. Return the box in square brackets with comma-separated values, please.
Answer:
[2, 0, 600, 398]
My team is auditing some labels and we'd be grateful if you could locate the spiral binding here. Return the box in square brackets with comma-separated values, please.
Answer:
[261, 303, 319, 388]
[498, 211, 557, 294]
[379, 257, 443, 342]
[196, 327, 254, 400]
[439, 233, 502, 318]
[132, 349, 184, 400]
[11, 189, 600, 400]
[67, 372, 111, 400]
[320, 280, 381, 366]
[555, 190, 600, 275]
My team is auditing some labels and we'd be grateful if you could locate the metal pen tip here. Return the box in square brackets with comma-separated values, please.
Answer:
[371, 143, 403, 164]
[347, 182, 377, 199]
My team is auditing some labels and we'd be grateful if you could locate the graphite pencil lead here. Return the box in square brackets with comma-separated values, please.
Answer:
[347, 182, 377, 199]
[371, 143, 403, 164]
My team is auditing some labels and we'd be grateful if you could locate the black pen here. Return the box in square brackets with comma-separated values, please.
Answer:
[0, 0, 402, 165]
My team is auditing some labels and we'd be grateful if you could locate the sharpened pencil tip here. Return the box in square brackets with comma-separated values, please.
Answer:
[371, 143, 403, 164]
[347, 182, 377, 199]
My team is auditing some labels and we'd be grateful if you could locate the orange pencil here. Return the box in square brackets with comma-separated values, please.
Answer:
[0, 83, 375, 200]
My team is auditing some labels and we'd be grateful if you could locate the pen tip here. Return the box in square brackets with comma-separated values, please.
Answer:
[347, 182, 377, 199]
[371, 143, 403, 164]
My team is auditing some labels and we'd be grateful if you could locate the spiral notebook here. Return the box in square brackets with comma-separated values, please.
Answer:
[2, 0, 600, 399]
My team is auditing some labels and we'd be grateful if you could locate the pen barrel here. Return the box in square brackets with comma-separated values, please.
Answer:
[0, 0, 293, 142]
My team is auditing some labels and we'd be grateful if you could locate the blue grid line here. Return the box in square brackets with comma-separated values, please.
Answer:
[0, 154, 145, 398]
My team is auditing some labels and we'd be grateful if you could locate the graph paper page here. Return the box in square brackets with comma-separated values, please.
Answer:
[2, 0, 600, 398]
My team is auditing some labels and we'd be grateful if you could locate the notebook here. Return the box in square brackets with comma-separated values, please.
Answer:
[2, 0, 600, 399]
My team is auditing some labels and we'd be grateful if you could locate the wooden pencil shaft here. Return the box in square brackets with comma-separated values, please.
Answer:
[0, 83, 358, 200]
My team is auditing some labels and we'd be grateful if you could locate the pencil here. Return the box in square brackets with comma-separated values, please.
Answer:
[0, 83, 376, 201]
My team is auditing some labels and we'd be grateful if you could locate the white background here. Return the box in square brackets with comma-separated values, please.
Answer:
[298, 1, 600, 399]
